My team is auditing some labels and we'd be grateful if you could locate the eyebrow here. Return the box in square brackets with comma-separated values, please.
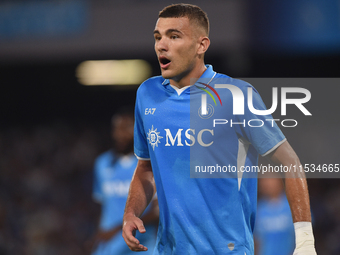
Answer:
[153, 29, 183, 35]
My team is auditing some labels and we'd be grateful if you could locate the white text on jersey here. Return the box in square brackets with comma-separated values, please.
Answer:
[145, 108, 156, 115]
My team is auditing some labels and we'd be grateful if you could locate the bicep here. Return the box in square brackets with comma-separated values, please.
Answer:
[265, 140, 306, 179]
[135, 159, 153, 176]
[266, 141, 299, 166]
[132, 160, 155, 189]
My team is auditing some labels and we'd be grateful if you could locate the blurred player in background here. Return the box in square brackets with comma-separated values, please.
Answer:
[92, 109, 158, 255]
[255, 175, 295, 255]
[122, 3, 316, 255]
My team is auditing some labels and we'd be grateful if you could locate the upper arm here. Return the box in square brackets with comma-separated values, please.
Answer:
[266, 140, 299, 165]
[265, 140, 306, 178]
[134, 159, 155, 188]
[133, 159, 156, 191]
[135, 159, 153, 174]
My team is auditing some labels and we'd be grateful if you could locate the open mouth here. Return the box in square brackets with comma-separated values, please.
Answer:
[159, 56, 171, 68]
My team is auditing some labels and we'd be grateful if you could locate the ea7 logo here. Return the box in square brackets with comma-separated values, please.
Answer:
[145, 108, 156, 115]
[201, 85, 311, 116]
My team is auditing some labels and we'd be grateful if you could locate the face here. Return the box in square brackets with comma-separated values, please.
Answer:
[112, 116, 134, 154]
[154, 17, 202, 81]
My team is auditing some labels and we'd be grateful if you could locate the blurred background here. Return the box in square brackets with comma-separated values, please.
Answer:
[0, 0, 339, 254]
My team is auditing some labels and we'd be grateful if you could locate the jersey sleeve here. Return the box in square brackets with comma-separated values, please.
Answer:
[134, 88, 150, 159]
[92, 158, 103, 203]
[234, 84, 286, 156]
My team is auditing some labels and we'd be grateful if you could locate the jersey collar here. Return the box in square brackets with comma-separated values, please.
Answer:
[199, 64, 216, 82]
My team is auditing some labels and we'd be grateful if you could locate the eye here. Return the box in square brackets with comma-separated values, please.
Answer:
[154, 35, 161, 41]
[171, 34, 179, 39]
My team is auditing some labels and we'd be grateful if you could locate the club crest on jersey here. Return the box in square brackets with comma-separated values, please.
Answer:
[147, 125, 163, 150]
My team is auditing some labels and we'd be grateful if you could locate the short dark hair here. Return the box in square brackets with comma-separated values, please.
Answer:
[159, 3, 209, 36]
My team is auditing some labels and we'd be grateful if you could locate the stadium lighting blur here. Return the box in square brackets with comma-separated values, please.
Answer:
[76, 59, 152, 86]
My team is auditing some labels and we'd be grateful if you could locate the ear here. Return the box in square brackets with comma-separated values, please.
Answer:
[197, 36, 210, 55]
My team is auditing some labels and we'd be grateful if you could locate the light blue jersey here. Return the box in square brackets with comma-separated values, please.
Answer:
[255, 194, 295, 255]
[92, 151, 156, 255]
[134, 65, 285, 255]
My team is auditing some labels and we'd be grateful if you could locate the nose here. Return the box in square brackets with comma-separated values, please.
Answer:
[155, 37, 168, 53]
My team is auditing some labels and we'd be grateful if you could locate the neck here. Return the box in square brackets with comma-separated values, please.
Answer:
[170, 62, 207, 89]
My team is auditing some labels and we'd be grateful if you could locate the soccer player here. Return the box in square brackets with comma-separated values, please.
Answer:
[255, 176, 295, 255]
[122, 4, 317, 255]
[92, 110, 158, 255]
